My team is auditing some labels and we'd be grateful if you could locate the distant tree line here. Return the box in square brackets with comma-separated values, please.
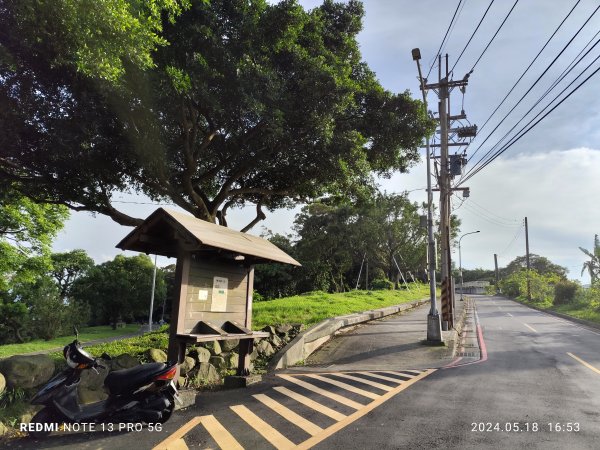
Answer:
[254, 192, 460, 299]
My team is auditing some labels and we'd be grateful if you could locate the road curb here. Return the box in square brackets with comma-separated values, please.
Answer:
[268, 298, 431, 371]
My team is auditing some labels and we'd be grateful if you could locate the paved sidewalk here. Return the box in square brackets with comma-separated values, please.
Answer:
[292, 297, 468, 372]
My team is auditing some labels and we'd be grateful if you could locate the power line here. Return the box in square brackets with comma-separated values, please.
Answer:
[466, 198, 520, 224]
[466, 0, 582, 154]
[498, 221, 525, 256]
[451, 0, 496, 73]
[469, 0, 520, 72]
[460, 55, 600, 184]
[461, 2, 600, 180]
[464, 37, 600, 183]
[427, 0, 466, 78]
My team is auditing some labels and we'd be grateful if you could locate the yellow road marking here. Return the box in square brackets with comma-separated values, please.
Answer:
[296, 369, 436, 450]
[523, 323, 538, 333]
[304, 374, 380, 400]
[254, 394, 323, 436]
[567, 352, 600, 376]
[231, 404, 295, 450]
[359, 372, 408, 384]
[277, 375, 363, 410]
[201, 415, 244, 450]
[273, 386, 347, 421]
[330, 373, 393, 391]
[152, 416, 202, 450]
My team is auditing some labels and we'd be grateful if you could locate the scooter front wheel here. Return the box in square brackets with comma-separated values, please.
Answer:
[28, 407, 60, 439]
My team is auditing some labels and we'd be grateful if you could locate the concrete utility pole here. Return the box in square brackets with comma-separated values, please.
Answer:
[494, 253, 500, 293]
[412, 48, 442, 343]
[525, 217, 531, 301]
[413, 50, 474, 337]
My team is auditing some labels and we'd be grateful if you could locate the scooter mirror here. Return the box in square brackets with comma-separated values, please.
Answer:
[73, 325, 79, 341]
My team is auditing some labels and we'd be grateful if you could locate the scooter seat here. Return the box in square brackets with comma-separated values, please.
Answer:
[104, 363, 167, 395]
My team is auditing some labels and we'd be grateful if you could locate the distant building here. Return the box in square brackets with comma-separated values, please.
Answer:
[456, 281, 490, 295]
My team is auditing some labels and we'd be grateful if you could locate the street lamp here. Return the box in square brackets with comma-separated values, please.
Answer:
[459, 231, 480, 301]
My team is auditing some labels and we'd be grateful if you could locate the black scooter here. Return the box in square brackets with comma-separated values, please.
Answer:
[28, 329, 178, 438]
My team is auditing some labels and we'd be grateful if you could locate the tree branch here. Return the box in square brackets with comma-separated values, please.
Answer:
[240, 199, 267, 233]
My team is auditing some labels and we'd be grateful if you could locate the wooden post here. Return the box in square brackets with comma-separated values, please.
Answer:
[167, 249, 191, 367]
[244, 267, 255, 329]
[237, 338, 254, 376]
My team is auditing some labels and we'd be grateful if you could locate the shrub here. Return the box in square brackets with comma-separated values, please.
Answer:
[554, 280, 579, 305]
[371, 278, 394, 290]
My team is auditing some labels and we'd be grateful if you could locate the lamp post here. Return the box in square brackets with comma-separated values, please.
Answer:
[459, 231, 480, 301]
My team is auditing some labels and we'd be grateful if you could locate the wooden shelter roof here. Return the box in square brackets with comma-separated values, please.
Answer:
[116, 208, 301, 266]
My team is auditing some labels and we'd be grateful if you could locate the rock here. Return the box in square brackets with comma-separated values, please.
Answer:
[111, 354, 140, 370]
[261, 325, 276, 335]
[193, 347, 211, 363]
[269, 334, 284, 349]
[0, 355, 55, 389]
[222, 339, 240, 352]
[19, 406, 43, 424]
[223, 352, 238, 369]
[0, 372, 5, 395]
[276, 324, 293, 335]
[209, 356, 226, 370]
[0, 422, 8, 437]
[177, 376, 187, 387]
[146, 348, 168, 363]
[203, 341, 222, 356]
[256, 340, 275, 357]
[195, 363, 220, 384]
[250, 347, 259, 361]
[179, 356, 196, 376]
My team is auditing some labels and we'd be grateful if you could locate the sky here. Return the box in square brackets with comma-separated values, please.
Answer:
[53, 0, 600, 283]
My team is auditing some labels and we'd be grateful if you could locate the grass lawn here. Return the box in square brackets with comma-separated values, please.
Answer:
[252, 283, 432, 330]
[515, 298, 600, 325]
[0, 324, 140, 358]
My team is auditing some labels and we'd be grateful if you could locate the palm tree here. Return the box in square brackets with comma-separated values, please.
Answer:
[580, 234, 600, 286]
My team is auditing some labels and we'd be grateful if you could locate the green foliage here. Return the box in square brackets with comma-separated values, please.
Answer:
[579, 234, 600, 286]
[371, 279, 394, 290]
[499, 270, 562, 305]
[502, 254, 567, 279]
[254, 233, 298, 299]
[1, 0, 432, 229]
[0, 387, 26, 409]
[0, 190, 69, 291]
[73, 254, 166, 327]
[2, 0, 192, 83]
[293, 193, 431, 293]
[50, 250, 95, 298]
[553, 280, 580, 306]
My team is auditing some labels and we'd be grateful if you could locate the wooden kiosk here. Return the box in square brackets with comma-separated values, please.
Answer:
[116, 208, 300, 376]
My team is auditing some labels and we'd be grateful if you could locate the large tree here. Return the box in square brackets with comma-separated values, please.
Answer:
[0, 0, 432, 230]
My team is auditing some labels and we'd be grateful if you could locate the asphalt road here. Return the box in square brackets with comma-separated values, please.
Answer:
[316, 295, 600, 449]
[6, 295, 600, 449]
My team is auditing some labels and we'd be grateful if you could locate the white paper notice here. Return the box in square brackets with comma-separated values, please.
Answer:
[211, 277, 228, 312]
[198, 290, 209, 301]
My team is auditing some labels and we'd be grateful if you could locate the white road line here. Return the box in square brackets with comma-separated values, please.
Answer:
[506, 313, 513, 317]
[522, 323, 538, 333]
